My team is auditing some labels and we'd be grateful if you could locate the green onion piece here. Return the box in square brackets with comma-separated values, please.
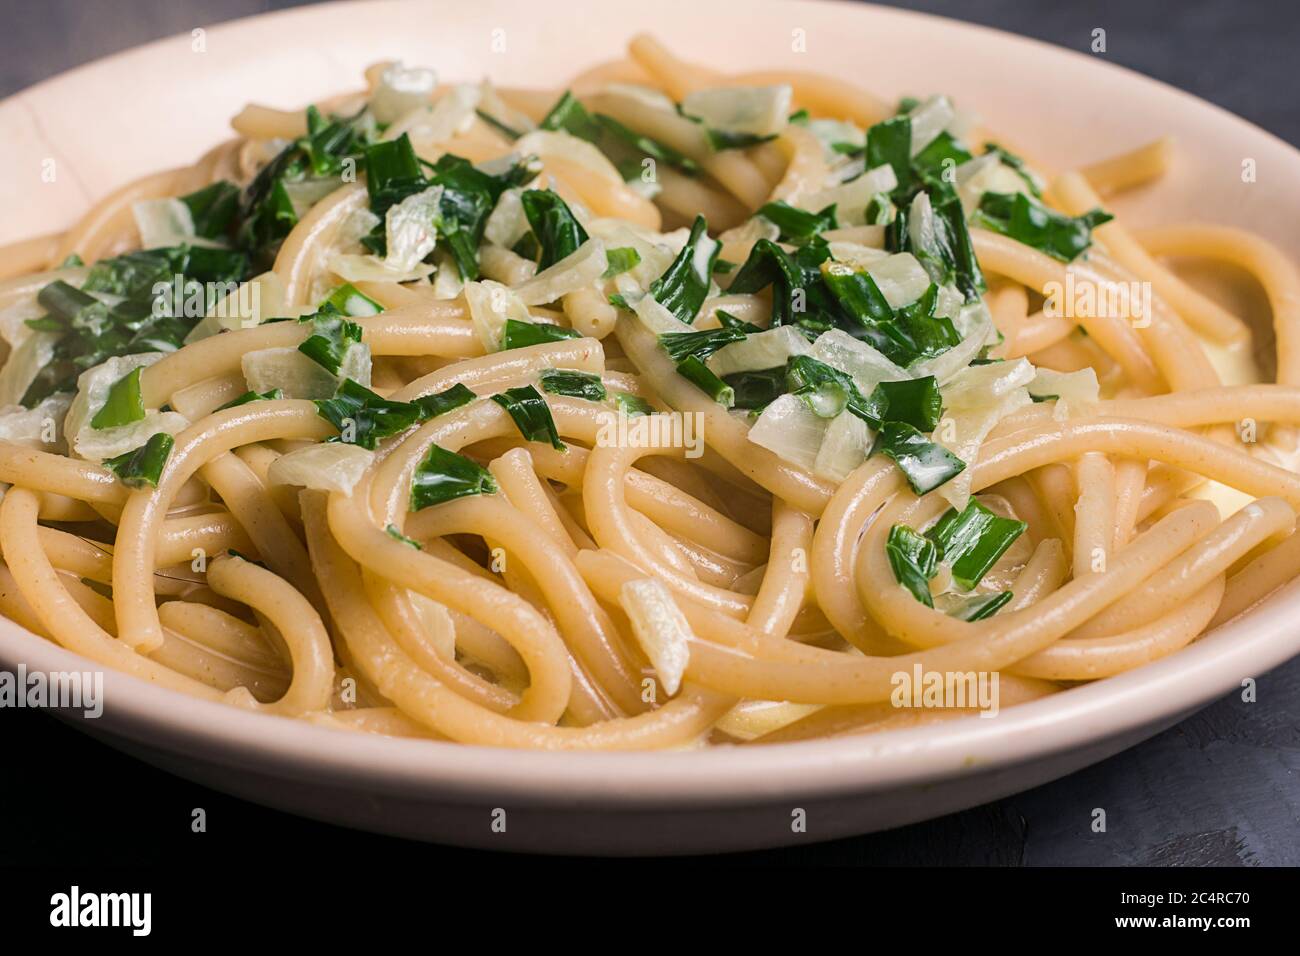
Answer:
[410, 444, 498, 511]
[886, 524, 937, 607]
[972, 192, 1112, 263]
[601, 246, 642, 279]
[412, 382, 476, 421]
[947, 590, 1013, 621]
[502, 318, 583, 350]
[90, 366, 146, 430]
[314, 379, 420, 449]
[519, 189, 589, 269]
[323, 283, 383, 316]
[648, 214, 719, 324]
[723, 367, 786, 411]
[612, 392, 654, 416]
[912, 132, 973, 178]
[217, 388, 284, 411]
[983, 143, 1043, 197]
[674, 354, 734, 407]
[298, 313, 363, 374]
[658, 326, 746, 362]
[539, 91, 603, 142]
[363, 133, 427, 218]
[385, 524, 423, 550]
[874, 421, 965, 494]
[103, 432, 174, 489]
[490, 385, 565, 449]
[226, 548, 268, 569]
[180, 181, 240, 239]
[540, 368, 606, 402]
[865, 115, 912, 192]
[756, 201, 837, 245]
[475, 109, 523, 141]
[715, 309, 764, 333]
[867, 375, 943, 432]
[926, 499, 1028, 590]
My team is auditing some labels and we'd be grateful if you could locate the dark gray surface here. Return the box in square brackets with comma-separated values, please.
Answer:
[0, 0, 1296, 866]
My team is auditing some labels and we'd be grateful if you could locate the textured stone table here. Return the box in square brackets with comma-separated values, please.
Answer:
[1, 0, 1296, 865]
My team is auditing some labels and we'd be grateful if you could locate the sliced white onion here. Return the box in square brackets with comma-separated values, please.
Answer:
[706, 326, 810, 377]
[619, 577, 693, 696]
[464, 279, 532, 352]
[801, 163, 898, 225]
[747, 393, 830, 471]
[512, 239, 608, 306]
[132, 198, 198, 250]
[384, 185, 443, 273]
[907, 95, 957, 156]
[910, 312, 995, 382]
[72, 410, 190, 464]
[813, 409, 872, 482]
[267, 442, 374, 495]
[0, 330, 59, 407]
[370, 62, 438, 125]
[809, 328, 907, 392]
[185, 271, 289, 343]
[1030, 366, 1100, 420]
[942, 357, 1036, 411]
[864, 252, 930, 309]
[242, 347, 358, 399]
[328, 252, 434, 284]
[935, 388, 1032, 510]
[484, 188, 531, 249]
[0, 393, 73, 451]
[681, 85, 792, 138]
[63, 352, 169, 461]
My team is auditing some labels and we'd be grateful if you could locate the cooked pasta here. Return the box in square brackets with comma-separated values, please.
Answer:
[2, 35, 1298, 749]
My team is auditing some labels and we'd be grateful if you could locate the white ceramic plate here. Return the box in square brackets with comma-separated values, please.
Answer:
[3, 0, 1298, 855]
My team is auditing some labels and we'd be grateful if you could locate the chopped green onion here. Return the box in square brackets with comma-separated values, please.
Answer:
[648, 214, 719, 324]
[601, 246, 642, 278]
[385, 524, 423, 550]
[886, 524, 937, 607]
[865, 116, 912, 193]
[659, 326, 746, 362]
[540, 368, 606, 402]
[323, 283, 383, 317]
[756, 201, 837, 245]
[298, 313, 364, 374]
[674, 354, 734, 407]
[926, 499, 1027, 590]
[217, 388, 284, 411]
[972, 192, 1113, 263]
[90, 366, 145, 430]
[411, 382, 476, 421]
[180, 181, 241, 239]
[539, 91, 603, 142]
[491, 384, 565, 449]
[410, 444, 498, 511]
[103, 432, 174, 489]
[502, 318, 583, 350]
[874, 421, 965, 494]
[314, 379, 423, 449]
[724, 367, 786, 411]
[947, 590, 1013, 621]
[519, 189, 589, 270]
[867, 375, 942, 432]
[613, 392, 654, 416]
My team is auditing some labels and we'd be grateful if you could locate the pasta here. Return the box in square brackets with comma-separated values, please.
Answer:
[2, 35, 1298, 751]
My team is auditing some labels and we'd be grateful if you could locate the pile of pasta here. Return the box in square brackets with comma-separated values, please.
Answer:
[1, 35, 1298, 749]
